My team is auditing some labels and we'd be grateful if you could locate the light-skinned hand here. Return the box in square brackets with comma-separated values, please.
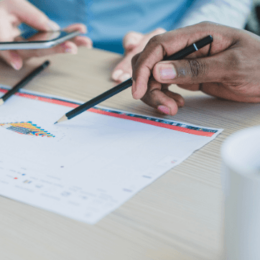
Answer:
[0, 0, 92, 70]
[111, 28, 166, 83]
[131, 22, 260, 115]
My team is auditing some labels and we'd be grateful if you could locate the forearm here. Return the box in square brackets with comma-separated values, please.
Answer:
[175, 0, 252, 29]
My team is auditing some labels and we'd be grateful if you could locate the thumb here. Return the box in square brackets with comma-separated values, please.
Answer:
[153, 55, 228, 85]
[13, 0, 59, 31]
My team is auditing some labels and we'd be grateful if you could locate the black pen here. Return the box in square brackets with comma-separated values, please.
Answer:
[54, 35, 213, 124]
[0, 60, 50, 105]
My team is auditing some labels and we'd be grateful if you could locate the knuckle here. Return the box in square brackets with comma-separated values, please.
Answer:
[147, 35, 161, 47]
[145, 35, 165, 57]
[131, 53, 139, 67]
[223, 51, 244, 80]
[153, 28, 166, 35]
[227, 51, 241, 68]
[188, 59, 207, 78]
[198, 21, 216, 28]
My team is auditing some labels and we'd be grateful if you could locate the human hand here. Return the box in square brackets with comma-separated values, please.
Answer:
[0, 0, 92, 70]
[131, 22, 260, 116]
[111, 28, 166, 82]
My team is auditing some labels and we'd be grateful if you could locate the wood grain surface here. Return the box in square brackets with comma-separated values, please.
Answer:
[0, 48, 259, 260]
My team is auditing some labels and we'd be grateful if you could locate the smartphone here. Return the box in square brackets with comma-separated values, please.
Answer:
[0, 30, 81, 50]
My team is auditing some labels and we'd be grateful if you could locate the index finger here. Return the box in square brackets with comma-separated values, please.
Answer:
[64, 24, 87, 34]
[10, 0, 59, 31]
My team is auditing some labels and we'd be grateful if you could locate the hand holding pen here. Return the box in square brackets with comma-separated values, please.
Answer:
[131, 22, 260, 115]
[55, 35, 212, 124]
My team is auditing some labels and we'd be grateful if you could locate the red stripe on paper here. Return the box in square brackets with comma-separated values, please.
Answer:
[0, 88, 214, 137]
[88, 108, 214, 137]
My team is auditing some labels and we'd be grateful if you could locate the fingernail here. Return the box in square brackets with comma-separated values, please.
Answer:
[86, 44, 93, 49]
[157, 105, 170, 115]
[10, 61, 22, 70]
[61, 43, 77, 54]
[119, 73, 131, 82]
[10, 52, 22, 70]
[159, 64, 177, 80]
[112, 69, 123, 80]
[48, 20, 60, 31]
[65, 47, 77, 54]
[126, 37, 138, 47]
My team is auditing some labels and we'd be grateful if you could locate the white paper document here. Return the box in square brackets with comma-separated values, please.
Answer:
[0, 85, 222, 224]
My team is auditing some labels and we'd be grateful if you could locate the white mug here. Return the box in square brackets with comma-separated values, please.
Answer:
[222, 126, 260, 260]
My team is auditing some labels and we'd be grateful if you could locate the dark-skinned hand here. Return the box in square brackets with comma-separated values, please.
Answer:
[131, 22, 260, 115]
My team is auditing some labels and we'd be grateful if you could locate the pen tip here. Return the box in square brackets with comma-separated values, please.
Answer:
[55, 115, 68, 124]
[0, 99, 4, 106]
[54, 121, 58, 125]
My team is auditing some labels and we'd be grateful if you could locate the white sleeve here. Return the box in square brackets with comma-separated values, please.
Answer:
[176, 0, 253, 29]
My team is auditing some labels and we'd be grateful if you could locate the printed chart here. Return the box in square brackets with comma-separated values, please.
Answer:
[0, 121, 55, 137]
[0, 85, 222, 224]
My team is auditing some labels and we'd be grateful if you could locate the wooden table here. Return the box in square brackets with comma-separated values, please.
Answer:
[0, 48, 259, 260]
